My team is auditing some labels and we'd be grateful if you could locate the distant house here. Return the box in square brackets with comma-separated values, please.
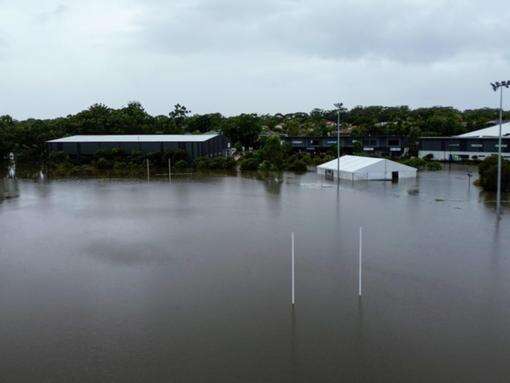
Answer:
[317, 155, 417, 181]
[47, 133, 229, 159]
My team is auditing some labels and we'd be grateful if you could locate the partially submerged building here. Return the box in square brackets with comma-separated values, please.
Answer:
[283, 135, 409, 157]
[419, 122, 510, 161]
[317, 155, 417, 181]
[47, 134, 228, 159]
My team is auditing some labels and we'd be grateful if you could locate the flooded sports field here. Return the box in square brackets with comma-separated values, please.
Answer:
[1, 167, 509, 382]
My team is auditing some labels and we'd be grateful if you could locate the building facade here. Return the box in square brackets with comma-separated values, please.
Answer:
[283, 135, 410, 157]
[47, 134, 229, 160]
[418, 122, 510, 161]
[419, 137, 510, 161]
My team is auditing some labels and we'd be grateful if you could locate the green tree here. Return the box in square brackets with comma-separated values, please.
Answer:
[258, 136, 286, 170]
[221, 114, 261, 149]
[169, 104, 191, 130]
[478, 155, 510, 192]
[187, 113, 224, 133]
[0, 115, 15, 159]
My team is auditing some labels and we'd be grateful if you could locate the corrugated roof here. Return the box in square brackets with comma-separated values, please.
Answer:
[317, 155, 416, 173]
[456, 122, 510, 138]
[47, 134, 219, 143]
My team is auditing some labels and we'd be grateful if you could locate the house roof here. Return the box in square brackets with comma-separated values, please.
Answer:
[47, 134, 219, 143]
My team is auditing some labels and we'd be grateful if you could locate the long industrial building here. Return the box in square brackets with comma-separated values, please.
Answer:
[419, 122, 510, 161]
[47, 133, 229, 159]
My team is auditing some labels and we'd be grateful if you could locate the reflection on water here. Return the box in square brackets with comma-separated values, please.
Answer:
[0, 167, 509, 382]
[0, 177, 19, 200]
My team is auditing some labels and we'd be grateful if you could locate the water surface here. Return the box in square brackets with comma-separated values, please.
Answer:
[1, 168, 509, 382]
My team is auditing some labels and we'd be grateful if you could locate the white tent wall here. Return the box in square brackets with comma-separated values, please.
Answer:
[316, 155, 417, 181]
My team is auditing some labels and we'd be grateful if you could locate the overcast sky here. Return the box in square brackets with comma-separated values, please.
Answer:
[1, 0, 509, 119]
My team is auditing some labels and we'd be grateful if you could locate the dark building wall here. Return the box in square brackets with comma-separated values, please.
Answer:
[283, 135, 409, 156]
[419, 137, 510, 161]
[420, 137, 510, 153]
[48, 135, 228, 160]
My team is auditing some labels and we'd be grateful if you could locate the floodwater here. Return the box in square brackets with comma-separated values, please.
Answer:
[1, 167, 509, 382]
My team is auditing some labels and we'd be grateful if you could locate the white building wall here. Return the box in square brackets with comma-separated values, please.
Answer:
[419, 150, 510, 161]
[317, 163, 416, 180]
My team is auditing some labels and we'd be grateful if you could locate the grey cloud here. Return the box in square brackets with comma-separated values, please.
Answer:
[0, 0, 508, 119]
[135, 0, 510, 63]
[0, 32, 7, 59]
[34, 3, 69, 24]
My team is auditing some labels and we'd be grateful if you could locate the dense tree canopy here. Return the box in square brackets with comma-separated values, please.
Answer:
[1, 102, 508, 162]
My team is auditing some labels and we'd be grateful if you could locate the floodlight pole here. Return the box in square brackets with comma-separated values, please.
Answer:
[337, 110, 340, 181]
[497, 86, 503, 216]
[334, 102, 343, 182]
[491, 81, 508, 217]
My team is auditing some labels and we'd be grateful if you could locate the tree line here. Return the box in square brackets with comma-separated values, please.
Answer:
[1, 102, 508, 162]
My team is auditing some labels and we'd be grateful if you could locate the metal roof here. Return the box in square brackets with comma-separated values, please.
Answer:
[47, 134, 219, 143]
[456, 122, 510, 138]
[317, 155, 416, 173]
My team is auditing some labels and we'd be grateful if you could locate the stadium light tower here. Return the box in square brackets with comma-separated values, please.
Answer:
[334, 102, 344, 182]
[490, 81, 509, 216]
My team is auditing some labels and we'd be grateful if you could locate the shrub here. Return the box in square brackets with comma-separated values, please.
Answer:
[196, 156, 237, 170]
[195, 157, 211, 170]
[48, 151, 70, 164]
[287, 159, 308, 173]
[300, 153, 313, 165]
[478, 155, 510, 192]
[95, 157, 112, 170]
[208, 157, 226, 169]
[402, 157, 427, 169]
[239, 158, 260, 171]
[112, 161, 127, 174]
[426, 161, 442, 171]
[222, 157, 237, 170]
[258, 160, 271, 171]
[174, 160, 188, 170]
[424, 153, 434, 161]
[51, 162, 73, 176]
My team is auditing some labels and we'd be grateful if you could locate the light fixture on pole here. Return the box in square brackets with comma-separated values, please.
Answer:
[334, 103, 344, 182]
[490, 80, 509, 216]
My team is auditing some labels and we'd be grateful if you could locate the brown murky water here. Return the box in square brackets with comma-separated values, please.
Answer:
[1, 167, 509, 382]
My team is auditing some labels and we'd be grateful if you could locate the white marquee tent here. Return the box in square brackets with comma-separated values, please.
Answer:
[317, 155, 417, 181]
